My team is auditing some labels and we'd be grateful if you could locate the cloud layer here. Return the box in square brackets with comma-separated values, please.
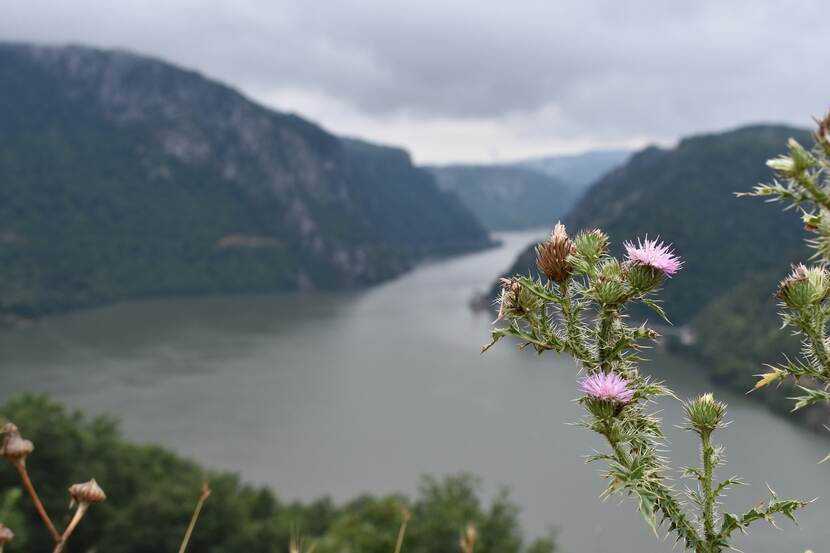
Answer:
[3, 0, 829, 162]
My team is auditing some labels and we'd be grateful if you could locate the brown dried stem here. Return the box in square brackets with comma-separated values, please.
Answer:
[52, 503, 89, 553]
[178, 481, 211, 553]
[393, 506, 410, 553]
[13, 460, 61, 542]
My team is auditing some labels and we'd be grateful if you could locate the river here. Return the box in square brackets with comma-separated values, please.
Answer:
[0, 230, 827, 553]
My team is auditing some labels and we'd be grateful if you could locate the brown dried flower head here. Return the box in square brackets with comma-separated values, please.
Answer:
[0, 423, 34, 463]
[535, 222, 576, 283]
[69, 478, 107, 505]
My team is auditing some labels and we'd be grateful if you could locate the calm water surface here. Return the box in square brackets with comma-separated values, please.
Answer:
[1, 231, 828, 553]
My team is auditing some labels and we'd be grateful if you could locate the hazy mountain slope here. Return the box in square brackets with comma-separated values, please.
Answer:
[512, 149, 631, 188]
[427, 165, 577, 230]
[492, 125, 811, 324]
[0, 43, 491, 316]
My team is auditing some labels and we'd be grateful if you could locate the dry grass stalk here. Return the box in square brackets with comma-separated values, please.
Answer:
[177, 480, 212, 553]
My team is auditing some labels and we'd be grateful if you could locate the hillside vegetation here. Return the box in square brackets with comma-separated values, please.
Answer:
[0, 394, 555, 553]
[0, 43, 492, 318]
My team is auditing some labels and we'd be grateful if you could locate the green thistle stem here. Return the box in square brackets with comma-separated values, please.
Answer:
[701, 431, 716, 546]
[559, 280, 592, 363]
[598, 308, 618, 373]
[803, 316, 830, 374]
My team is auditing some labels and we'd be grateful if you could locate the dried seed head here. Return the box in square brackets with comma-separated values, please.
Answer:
[684, 393, 727, 434]
[0, 524, 14, 545]
[1, 423, 34, 463]
[777, 263, 829, 309]
[535, 222, 575, 283]
[494, 278, 542, 321]
[69, 478, 106, 505]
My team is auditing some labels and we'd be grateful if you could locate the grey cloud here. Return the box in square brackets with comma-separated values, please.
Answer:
[2, 0, 829, 159]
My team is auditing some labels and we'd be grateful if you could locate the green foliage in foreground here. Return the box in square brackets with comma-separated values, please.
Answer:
[0, 394, 554, 553]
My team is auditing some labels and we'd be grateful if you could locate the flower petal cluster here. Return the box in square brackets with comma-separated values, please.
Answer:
[624, 237, 683, 276]
[580, 372, 634, 404]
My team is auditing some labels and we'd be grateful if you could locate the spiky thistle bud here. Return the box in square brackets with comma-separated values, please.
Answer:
[574, 228, 609, 260]
[535, 222, 575, 283]
[69, 479, 106, 506]
[684, 393, 726, 434]
[586, 259, 627, 306]
[0, 423, 33, 464]
[494, 278, 543, 321]
[625, 264, 663, 292]
[788, 138, 813, 173]
[777, 263, 830, 309]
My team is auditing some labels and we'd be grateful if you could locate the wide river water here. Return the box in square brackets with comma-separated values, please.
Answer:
[1, 231, 828, 553]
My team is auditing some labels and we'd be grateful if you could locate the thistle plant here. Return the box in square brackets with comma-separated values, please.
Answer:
[741, 112, 830, 416]
[0, 420, 211, 552]
[483, 223, 809, 552]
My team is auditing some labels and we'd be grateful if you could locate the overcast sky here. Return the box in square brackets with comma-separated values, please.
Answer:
[3, 1, 828, 163]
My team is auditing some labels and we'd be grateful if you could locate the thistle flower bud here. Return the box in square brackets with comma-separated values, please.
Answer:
[787, 138, 813, 173]
[574, 228, 609, 260]
[684, 393, 726, 434]
[0, 524, 13, 546]
[535, 222, 575, 283]
[587, 260, 627, 306]
[1, 423, 34, 464]
[494, 278, 542, 321]
[69, 478, 106, 505]
[777, 263, 830, 309]
[625, 263, 663, 292]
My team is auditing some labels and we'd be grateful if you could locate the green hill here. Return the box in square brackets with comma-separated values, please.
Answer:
[491, 125, 812, 324]
[427, 165, 577, 230]
[0, 43, 492, 317]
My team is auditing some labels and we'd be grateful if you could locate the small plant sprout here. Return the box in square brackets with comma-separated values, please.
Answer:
[741, 112, 830, 426]
[459, 523, 477, 553]
[483, 223, 810, 552]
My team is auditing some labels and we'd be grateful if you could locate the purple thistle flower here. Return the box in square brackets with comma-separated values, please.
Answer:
[580, 372, 635, 404]
[623, 237, 683, 277]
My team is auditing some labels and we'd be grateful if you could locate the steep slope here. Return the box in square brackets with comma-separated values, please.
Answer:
[427, 165, 577, 230]
[512, 149, 631, 188]
[492, 125, 811, 324]
[0, 43, 492, 316]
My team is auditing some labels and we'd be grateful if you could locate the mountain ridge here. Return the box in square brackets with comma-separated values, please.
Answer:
[0, 42, 493, 316]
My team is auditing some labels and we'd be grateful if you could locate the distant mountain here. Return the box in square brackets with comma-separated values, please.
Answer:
[512, 149, 631, 188]
[490, 125, 811, 324]
[427, 165, 577, 230]
[0, 43, 492, 317]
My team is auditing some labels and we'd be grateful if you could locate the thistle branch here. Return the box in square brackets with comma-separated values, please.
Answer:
[13, 460, 60, 543]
